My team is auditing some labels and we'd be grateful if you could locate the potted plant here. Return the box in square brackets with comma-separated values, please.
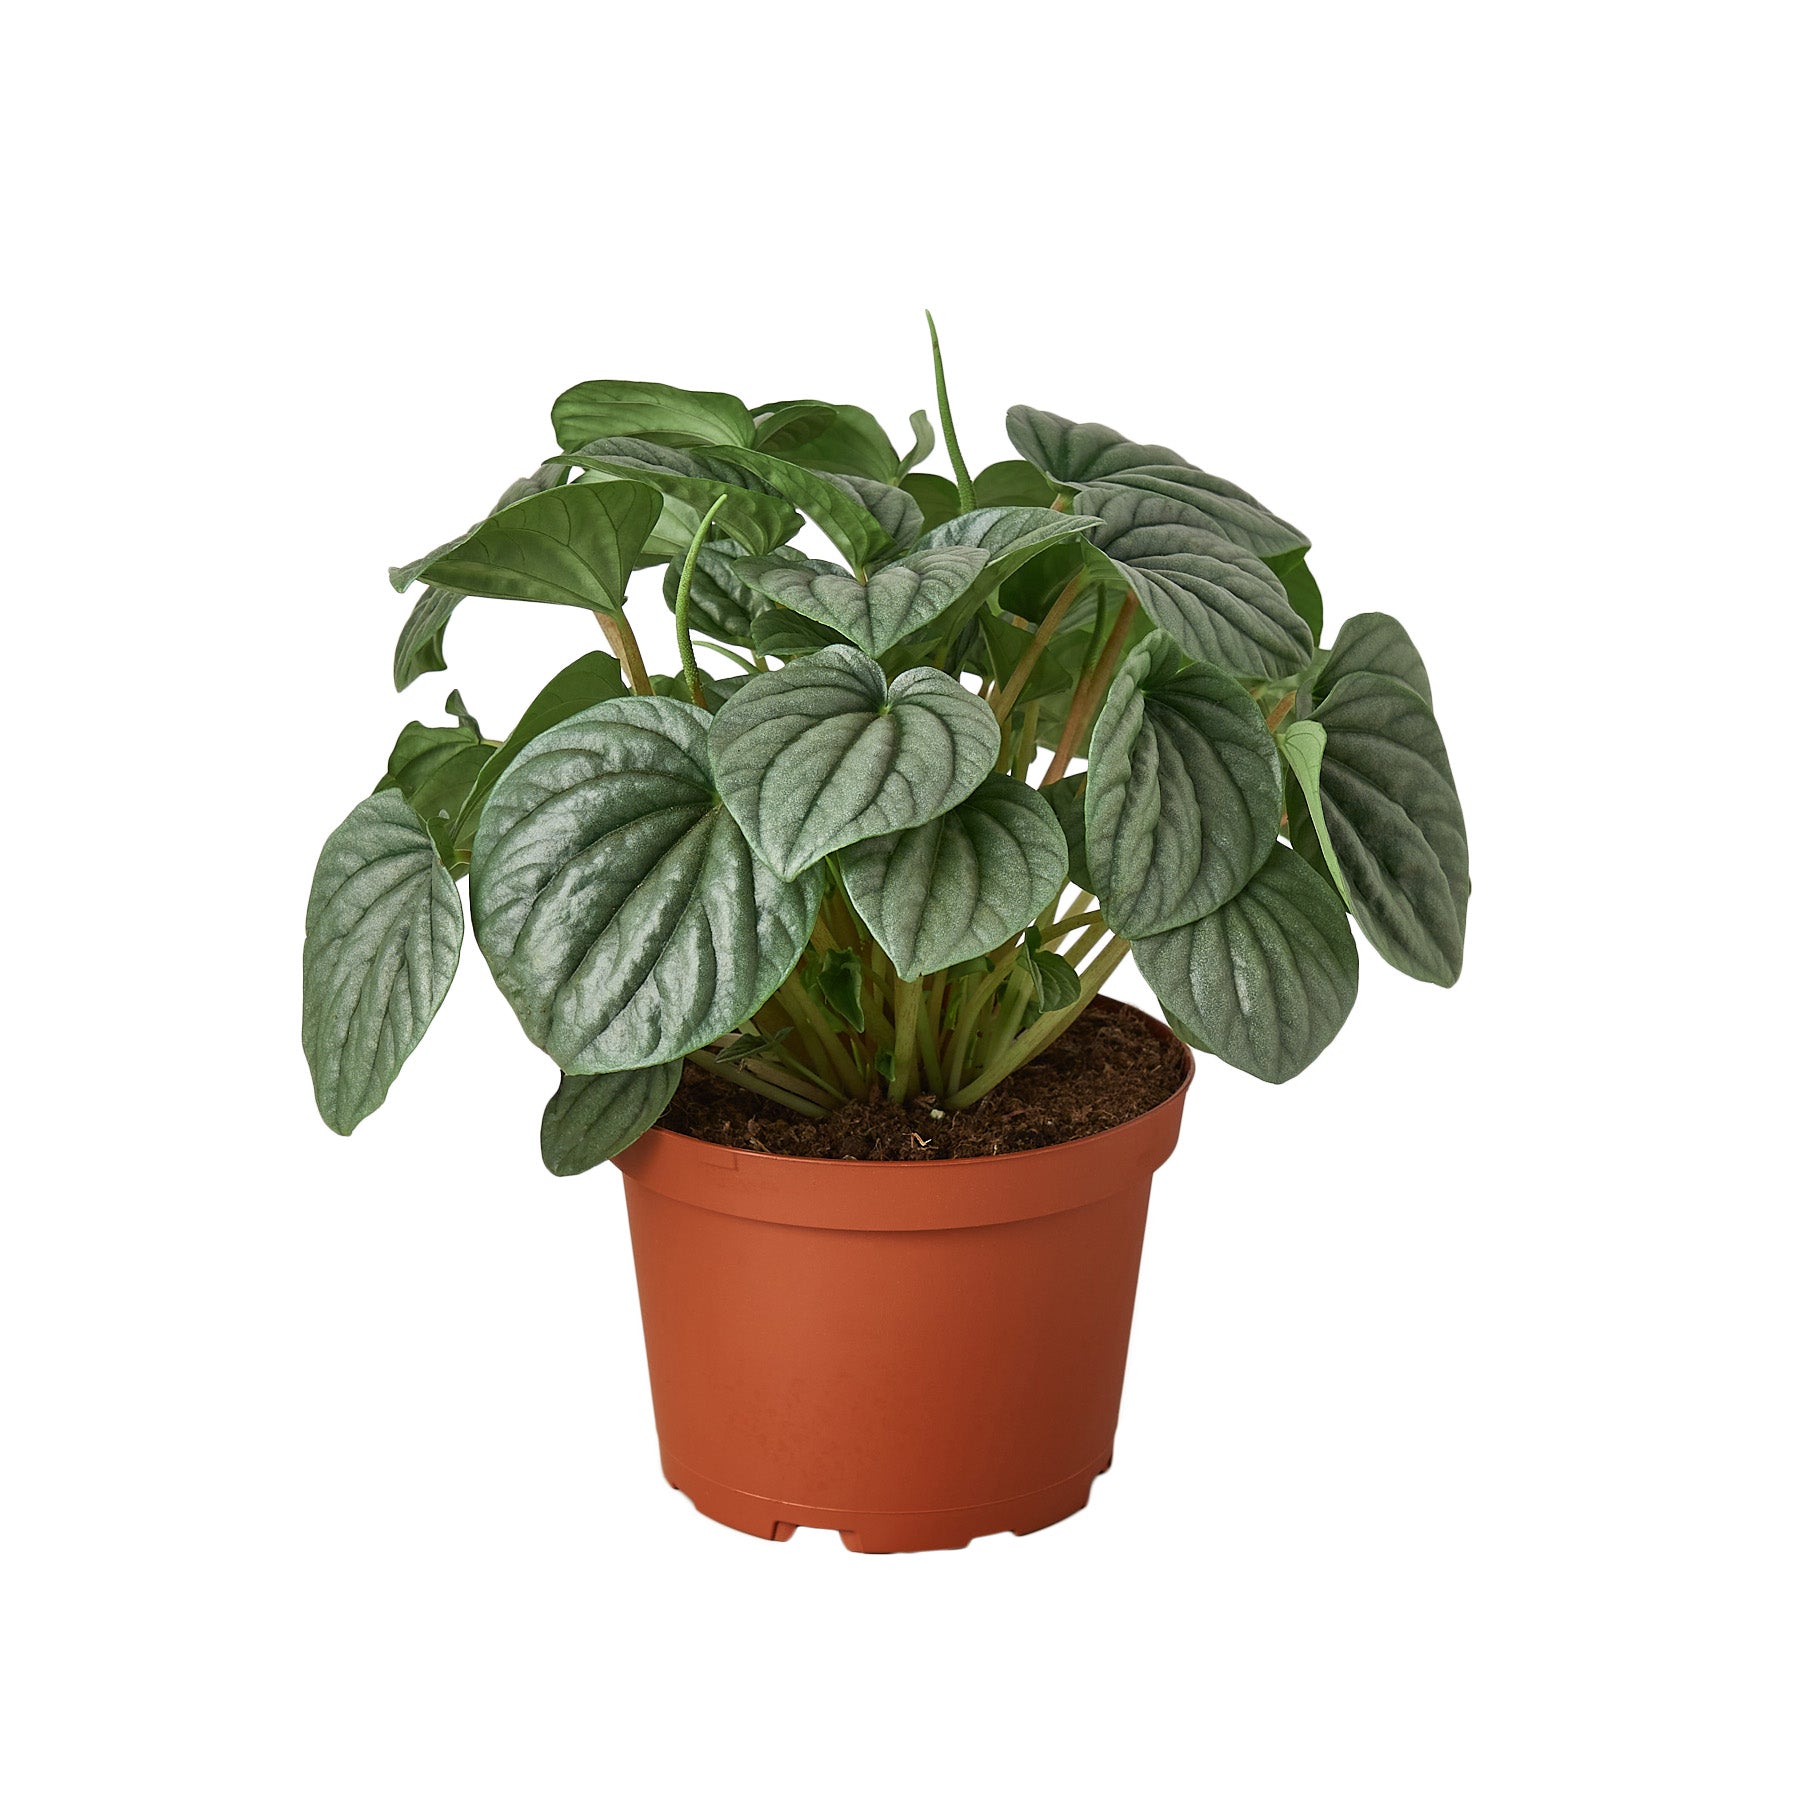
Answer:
[303, 321, 1469, 1551]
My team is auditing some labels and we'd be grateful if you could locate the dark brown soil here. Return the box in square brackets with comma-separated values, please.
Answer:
[656, 999, 1189, 1161]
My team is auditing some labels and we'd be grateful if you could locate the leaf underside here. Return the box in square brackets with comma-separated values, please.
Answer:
[540, 1060, 682, 1175]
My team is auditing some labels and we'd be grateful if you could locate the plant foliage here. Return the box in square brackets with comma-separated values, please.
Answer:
[305, 329, 1469, 1169]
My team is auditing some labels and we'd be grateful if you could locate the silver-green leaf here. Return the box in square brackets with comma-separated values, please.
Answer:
[1006, 405, 1309, 557]
[1083, 487, 1314, 680]
[540, 1061, 682, 1176]
[699, 445, 895, 573]
[1086, 632, 1284, 938]
[1290, 672, 1469, 985]
[1313, 612, 1434, 708]
[557, 437, 801, 558]
[302, 790, 463, 1134]
[470, 698, 821, 1073]
[734, 546, 989, 658]
[840, 774, 1068, 981]
[708, 645, 1001, 880]
[1133, 845, 1358, 1083]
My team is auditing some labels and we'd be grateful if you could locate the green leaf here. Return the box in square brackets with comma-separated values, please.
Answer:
[391, 461, 571, 689]
[1007, 405, 1309, 558]
[899, 410, 936, 475]
[770, 401, 903, 482]
[540, 1061, 682, 1176]
[470, 697, 822, 1073]
[975, 608, 1089, 706]
[450, 650, 629, 864]
[700, 445, 896, 574]
[839, 773, 1068, 981]
[302, 790, 463, 1134]
[708, 645, 1001, 880]
[1289, 672, 1468, 985]
[1022, 940, 1081, 1015]
[1275, 721, 1353, 908]
[551, 379, 755, 452]
[1040, 775, 1094, 892]
[382, 708, 493, 867]
[1133, 845, 1358, 1083]
[814, 948, 866, 1032]
[752, 400, 839, 456]
[556, 437, 801, 558]
[659, 538, 800, 648]
[1263, 547, 1324, 644]
[1083, 487, 1314, 679]
[1085, 631, 1284, 938]
[1313, 612, 1433, 708]
[900, 472, 960, 533]
[823, 472, 923, 554]
[416, 482, 662, 615]
[734, 545, 989, 658]
[973, 459, 1058, 509]
[906, 505, 1105, 646]
[750, 604, 853, 662]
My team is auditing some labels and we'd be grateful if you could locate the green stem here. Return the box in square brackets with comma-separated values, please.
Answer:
[780, 970, 865, 1097]
[688, 1049, 828, 1118]
[990, 574, 1084, 727]
[1040, 907, 1104, 945]
[917, 973, 947, 1095]
[888, 975, 923, 1101]
[1011, 700, 1040, 780]
[1044, 592, 1139, 785]
[673, 495, 729, 709]
[945, 936, 1131, 1109]
[926, 310, 974, 514]
[596, 610, 653, 698]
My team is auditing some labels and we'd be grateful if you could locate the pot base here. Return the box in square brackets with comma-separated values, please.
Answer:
[662, 1450, 1115, 1553]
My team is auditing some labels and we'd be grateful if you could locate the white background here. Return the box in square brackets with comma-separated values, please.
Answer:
[5, 4, 1795, 1795]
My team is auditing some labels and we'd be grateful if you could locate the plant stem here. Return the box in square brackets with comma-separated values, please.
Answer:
[917, 973, 947, 1095]
[673, 494, 729, 708]
[1011, 699, 1040, 780]
[1044, 592, 1139, 784]
[926, 310, 974, 514]
[945, 936, 1131, 1109]
[1040, 907, 1104, 945]
[888, 975, 923, 1101]
[596, 609, 653, 698]
[780, 969, 866, 1097]
[687, 1049, 828, 1118]
[990, 574, 1084, 727]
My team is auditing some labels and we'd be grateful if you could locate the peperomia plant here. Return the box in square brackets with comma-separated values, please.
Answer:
[303, 321, 1468, 1173]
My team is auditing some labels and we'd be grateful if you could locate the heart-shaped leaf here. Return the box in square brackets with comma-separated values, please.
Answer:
[1133, 845, 1358, 1083]
[813, 948, 866, 1032]
[450, 650, 629, 864]
[699, 445, 895, 573]
[556, 437, 801, 558]
[390, 461, 571, 689]
[1007, 405, 1309, 557]
[551, 379, 755, 452]
[822, 472, 924, 555]
[540, 1060, 682, 1175]
[381, 707, 493, 867]
[839, 773, 1068, 981]
[906, 505, 1105, 646]
[416, 482, 662, 615]
[708, 645, 1001, 879]
[750, 604, 853, 662]
[1312, 612, 1433, 707]
[1086, 631, 1284, 938]
[1083, 487, 1315, 680]
[1022, 936, 1082, 1015]
[302, 790, 463, 1134]
[734, 546, 989, 658]
[470, 697, 822, 1073]
[1289, 672, 1468, 985]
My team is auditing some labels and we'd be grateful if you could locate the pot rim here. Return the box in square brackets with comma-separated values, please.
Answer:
[612, 1000, 1194, 1231]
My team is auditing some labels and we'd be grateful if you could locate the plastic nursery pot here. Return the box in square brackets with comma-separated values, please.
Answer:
[611, 1003, 1193, 1554]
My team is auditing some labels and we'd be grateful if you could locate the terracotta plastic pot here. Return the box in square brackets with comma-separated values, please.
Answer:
[612, 1005, 1192, 1552]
